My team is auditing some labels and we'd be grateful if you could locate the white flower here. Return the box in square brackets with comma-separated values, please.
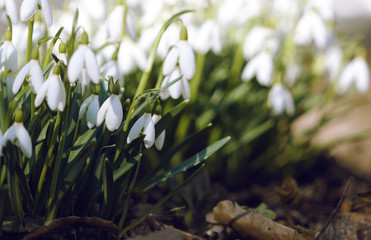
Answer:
[267, 83, 295, 115]
[101, 59, 124, 90]
[106, 5, 136, 41]
[337, 57, 370, 94]
[96, 94, 123, 131]
[35, 68, 66, 111]
[325, 43, 342, 81]
[152, 114, 165, 150]
[13, 59, 44, 94]
[243, 26, 273, 60]
[127, 112, 155, 149]
[2, 121, 32, 158]
[163, 40, 195, 80]
[193, 19, 222, 54]
[241, 51, 274, 86]
[294, 10, 327, 50]
[0, 0, 18, 25]
[20, 0, 53, 27]
[161, 67, 190, 100]
[0, 39, 17, 72]
[285, 63, 300, 87]
[78, 94, 100, 129]
[67, 33, 100, 86]
[117, 37, 147, 74]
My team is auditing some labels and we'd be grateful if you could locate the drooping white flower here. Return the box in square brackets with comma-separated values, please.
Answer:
[106, 4, 137, 41]
[0, 0, 18, 25]
[0, 30, 17, 72]
[12, 48, 43, 94]
[241, 51, 274, 86]
[243, 26, 273, 60]
[117, 37, 147, 74]
[96, 94, 123, 131]
[35, 66, 66, 111]
[67, 31, 100, 86]
[152, 113, 165, 150]
[78, 93, 100, 129]
[305, 0, 334, 21]
[337, 57, 370, 94]
[163, 40, 195, 80]
[193, 19, 222, 54]
[160, 67, 190, 100]
[294, 10, 327, 50]
[2, 111, 32, 158]
[267, 83, 295, 115]
[20, 0, 53, 27]
[127, 112, 155, 149]
[325, 43, 342, 81]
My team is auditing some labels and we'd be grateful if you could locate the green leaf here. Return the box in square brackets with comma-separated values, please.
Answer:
[67, 128, 96, 163]
[140, 136, 231, 191]
[42, 27, 64, 68]
[155, 100, 189, 138]
[113, 154, 142, 182]
[254, 203, 276, 220]
[102, 159, 113, 205]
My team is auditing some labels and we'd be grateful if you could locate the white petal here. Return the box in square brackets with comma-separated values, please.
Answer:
[84, 47, 100, 84]
[20, 0, 38, 22]
[86, 95, 99, 128]
[337, 61, 355, 94]
[178, 41, 195, 79]
[143, 114, 155, 148]
[163, 47, 179, 76]
[6, 42, 18, 72]
[40, 0, 52, 27]
[96, 97, 111, 127]
[2, 124, 16, 144]
[46, 75, 61, 111]
[67, 46, 85, 83]
[34, 79, 49, 107]
[107, 5, 123, 41]
[118, 41, 135, 74]
[57, 78, 66, 111]
[181, 77, 191, 100]
[155, 131, 165, 150]
[133, 44, 147, 70]
[15, 122, 32, 158]
[354, 58, 370, 93]
[105, 95, 123, 131]
[78, 95, 93, 120]
[126, 12, 137, 40]
[127, 114, 145, 144]
[12, 62, 30, 94]
[256, 52, 273, 86]
[5, 0, 19, 24]
[168, 68, 182, 99]
[241, 62, 255, 82]
[0, 45, 4, 68]
[29, 60, 44, 93]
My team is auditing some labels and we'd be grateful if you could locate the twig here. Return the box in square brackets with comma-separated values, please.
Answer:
[213, 200, 314, 240]
[315, 177, 353, 240]
[22, 216, 118, 240]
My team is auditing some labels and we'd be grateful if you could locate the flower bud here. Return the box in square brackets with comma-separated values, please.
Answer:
[14, 110, 24, 123]
[59, 42, 66, 54]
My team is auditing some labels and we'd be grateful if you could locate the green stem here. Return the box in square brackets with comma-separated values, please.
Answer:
[120, 0, 128, 39]
[25, 17, 35, 63]
[190, 53, 205, 103]
[0, 86, 5, 131]
[227, 43, 244, 91]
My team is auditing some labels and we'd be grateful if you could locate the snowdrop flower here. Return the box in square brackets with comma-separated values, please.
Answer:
[35, 65, 66, 111]
[294, 10, 327, 50]
[267, 83, 295, 115]
[96, 83, 123, 131]
[337, 57, 370, 94]
[0, 0, 18, 25]
[193, 19, 222, 54]
[152, 106, 165, 150]
[78, 86, 100, 129]
[127, 111, 155, 149]
[325, 44, 342, 81]
[2, 110, 32, 158]
[305, 0, 334, 21]
[67, 31, 100, 86]
[106, 4, 136, 41]
[163, 25, 195, 80]
[117, 37, 147, 74]
[241, 51, 274, 86]
[0, 30, 17, 72]
[161, 67, 190, 100]
[12, 48, 43, 94]
[243, 26, 273, 60]
[20, 0, 53, 27]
